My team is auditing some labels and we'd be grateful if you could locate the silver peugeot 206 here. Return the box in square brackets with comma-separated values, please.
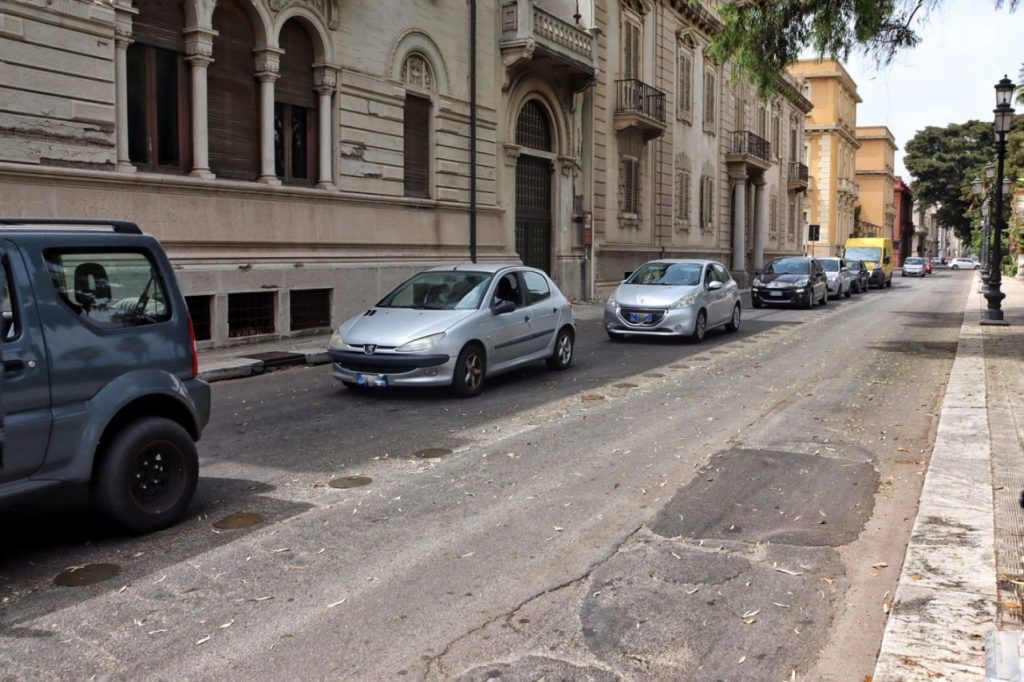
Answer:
[604, 259, 741, 342]
[328, 264, 575, 398]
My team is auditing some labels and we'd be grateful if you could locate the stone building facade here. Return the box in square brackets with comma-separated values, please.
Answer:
[0, 0, 809, 347]
[788, 59, 861, 259]
[854, 125, 897, 249]
[591, 0, 810, 291]
[892, 176, 913, 266]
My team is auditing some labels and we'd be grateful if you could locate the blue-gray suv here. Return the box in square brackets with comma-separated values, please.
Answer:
[1, 219, 210, 533]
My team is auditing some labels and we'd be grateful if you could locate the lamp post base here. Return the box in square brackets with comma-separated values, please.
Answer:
[980, 318, 1010, 326]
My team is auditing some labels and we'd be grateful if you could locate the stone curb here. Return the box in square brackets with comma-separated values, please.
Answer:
[198, 358, 264, 383]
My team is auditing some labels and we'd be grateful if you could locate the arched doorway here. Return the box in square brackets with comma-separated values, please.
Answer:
[514, 100, 554, 273]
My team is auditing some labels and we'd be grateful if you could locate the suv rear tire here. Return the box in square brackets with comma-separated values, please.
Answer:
[94, 417, 198, 534]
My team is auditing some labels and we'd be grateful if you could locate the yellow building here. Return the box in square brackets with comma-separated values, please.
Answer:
[855, 126, 898, 244]
[786, 59, 861, 258]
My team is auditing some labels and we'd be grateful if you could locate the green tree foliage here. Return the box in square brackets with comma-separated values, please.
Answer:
[903, 120, 991, 244]
[710, 0, 1019, 96]
[903, 119, 1022, 244]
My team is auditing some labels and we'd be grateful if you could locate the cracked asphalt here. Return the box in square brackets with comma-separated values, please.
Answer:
[0, 270, 971, 680]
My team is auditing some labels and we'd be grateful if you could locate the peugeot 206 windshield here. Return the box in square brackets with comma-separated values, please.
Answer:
[376, 271, 493, 310]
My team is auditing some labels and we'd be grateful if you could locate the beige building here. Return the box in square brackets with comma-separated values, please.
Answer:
[787, 59, 861, 258]
[854, 126, 897, 244]
[0, 0, 811, 347]
[593, 0, 810, 290]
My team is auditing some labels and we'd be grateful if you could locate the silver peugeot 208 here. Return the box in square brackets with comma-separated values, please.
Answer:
[328, 263, 575, 398]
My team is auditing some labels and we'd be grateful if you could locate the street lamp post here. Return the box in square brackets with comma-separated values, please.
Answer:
[981, 76, 1015, 326]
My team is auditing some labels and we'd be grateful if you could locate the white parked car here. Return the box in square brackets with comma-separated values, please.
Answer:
[902, 256, 926, 277]
[819, 257, 853, 298]
[949, 257, 980, 271]
[604, 259, 741, 342]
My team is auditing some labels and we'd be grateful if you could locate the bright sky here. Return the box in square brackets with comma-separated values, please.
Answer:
[840, 0, 1024, 181]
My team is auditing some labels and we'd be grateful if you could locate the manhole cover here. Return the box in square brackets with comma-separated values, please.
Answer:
[213, 511, 266, 529]
[614, 383, 638, 389]
[239, 351, 304, 369]
[414, 448, 452, 459]
[54, 563, 121, 587]
[329, 476, 373, 488]
[643, 373, 665, 378]
[581, 394, 606, 401]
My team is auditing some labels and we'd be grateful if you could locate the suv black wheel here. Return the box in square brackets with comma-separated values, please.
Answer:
[94, 417, 198, 534]
[451, 344, 485, 398]
[546, 327, 574, 370]
[751, 296, 762, 309]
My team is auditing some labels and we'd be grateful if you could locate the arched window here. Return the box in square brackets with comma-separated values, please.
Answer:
[515, 100, 552, 152]
[402, 53, 434, 198]
[127, 0, 189, 171]
[208, 0, 258, 180]
[275, 20, 317, 184]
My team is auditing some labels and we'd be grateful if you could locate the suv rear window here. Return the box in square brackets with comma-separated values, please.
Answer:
[44, 250, 171, 328]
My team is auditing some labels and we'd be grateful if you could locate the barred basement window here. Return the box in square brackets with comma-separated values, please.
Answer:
[185, 295, 212, 341]
[290, 288, 331, 331]
[228, 291, 275, 337]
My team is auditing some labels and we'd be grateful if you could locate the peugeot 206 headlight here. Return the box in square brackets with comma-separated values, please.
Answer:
[396, 332, 446, 353]
[329, 329, 346, 350]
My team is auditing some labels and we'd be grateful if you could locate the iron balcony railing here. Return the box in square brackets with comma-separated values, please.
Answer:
[731, 131, 771, 163]
[790, 161, 809, 182]
[615, 79, 666, 125]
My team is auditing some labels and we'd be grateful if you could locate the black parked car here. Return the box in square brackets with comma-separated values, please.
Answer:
[847, 259, 870, 293]
[751, 256, 829, 309]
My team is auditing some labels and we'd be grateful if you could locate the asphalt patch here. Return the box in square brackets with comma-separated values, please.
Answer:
[328, 476, 373, 488]
[414, 448, 453, 459]
[213, 511, 266, 529]
[456, 655, 618, 681]
[650, 448, 876, 546]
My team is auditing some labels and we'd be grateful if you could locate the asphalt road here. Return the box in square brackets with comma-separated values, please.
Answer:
[0, 268, 972, 681]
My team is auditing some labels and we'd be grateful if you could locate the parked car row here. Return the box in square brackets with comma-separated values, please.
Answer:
[750, 256, 880, 308]
[328, 259, 745, 399]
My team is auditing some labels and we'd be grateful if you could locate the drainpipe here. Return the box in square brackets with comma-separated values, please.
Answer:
[468, 0, 478, 263]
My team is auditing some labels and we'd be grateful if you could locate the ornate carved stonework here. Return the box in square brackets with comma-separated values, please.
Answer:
[184, 29, 215, 59]
[502, 143, 522, 166]
[558, 155, 579, 177]
[269, 0, 340, 30]
[254, 48, 283, 76]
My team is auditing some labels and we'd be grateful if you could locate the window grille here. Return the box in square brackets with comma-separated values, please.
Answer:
[290, 289, 331, 331]
[516, 100, 552, 151]
[228, 291, 275, 337]
[186, 295, 212, 341]
[677, 50, 692, 120]
[675, 169, 691, 230]
[404, 94, 431, 197]
[703, 70, 716, 127]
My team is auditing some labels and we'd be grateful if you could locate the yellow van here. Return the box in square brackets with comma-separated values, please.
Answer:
[844, 238, 893, 289]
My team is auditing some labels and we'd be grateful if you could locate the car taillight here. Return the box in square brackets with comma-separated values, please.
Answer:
[187, 315, 199, 378]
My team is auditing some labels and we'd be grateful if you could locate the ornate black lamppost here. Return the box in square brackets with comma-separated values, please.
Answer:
[981, 76, 1016, 326]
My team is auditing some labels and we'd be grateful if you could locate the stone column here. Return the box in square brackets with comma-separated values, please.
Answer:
[313, 65, 339, 189]
[256, 49, 283, 185]
[731, 171, 748, 271]
[113, 1, 137, 172]
[185, 29, 216, 179]
[114, 35, 136, 173]
[752, 177, 767, 270]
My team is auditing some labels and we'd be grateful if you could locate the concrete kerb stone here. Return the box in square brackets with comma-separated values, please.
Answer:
[873, 272, 998, 680]
[198, 357, 264, 383]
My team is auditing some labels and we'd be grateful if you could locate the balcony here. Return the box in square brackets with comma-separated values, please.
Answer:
[613, 79, 667, 139]
[725, 131, 771, 173]
[788, 161, 809, 193]
[838, 178, 859, 198]
[501, 0, 596, 91]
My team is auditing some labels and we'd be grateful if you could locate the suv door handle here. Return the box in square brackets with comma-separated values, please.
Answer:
[4, 359, 25, 375]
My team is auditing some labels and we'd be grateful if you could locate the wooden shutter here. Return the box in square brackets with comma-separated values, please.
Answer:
[132, 0, 184, 51]
[277, 21, 315, 109]
[404, 95, 430, 197]
[678, 52, 692, 117]
[704, 71, 715, 125]
[209, 0, 258, 180]
[624, 21, 640, 80]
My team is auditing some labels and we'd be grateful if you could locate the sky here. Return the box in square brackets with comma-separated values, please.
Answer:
[837, 0, 1024, 181]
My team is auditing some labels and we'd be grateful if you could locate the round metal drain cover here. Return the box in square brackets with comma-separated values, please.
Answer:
[414, 448, 452, 459]
[581, 394, 606, 401]
[614, 383, 638, 389]
[328, 476, 373, 489]
[213, 511, 266, 529]
[54, 563, 121, 587]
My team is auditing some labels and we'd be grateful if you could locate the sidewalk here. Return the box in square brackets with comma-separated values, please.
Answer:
[874, 273, 1024, 681]
[196, 301, 609, 382]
